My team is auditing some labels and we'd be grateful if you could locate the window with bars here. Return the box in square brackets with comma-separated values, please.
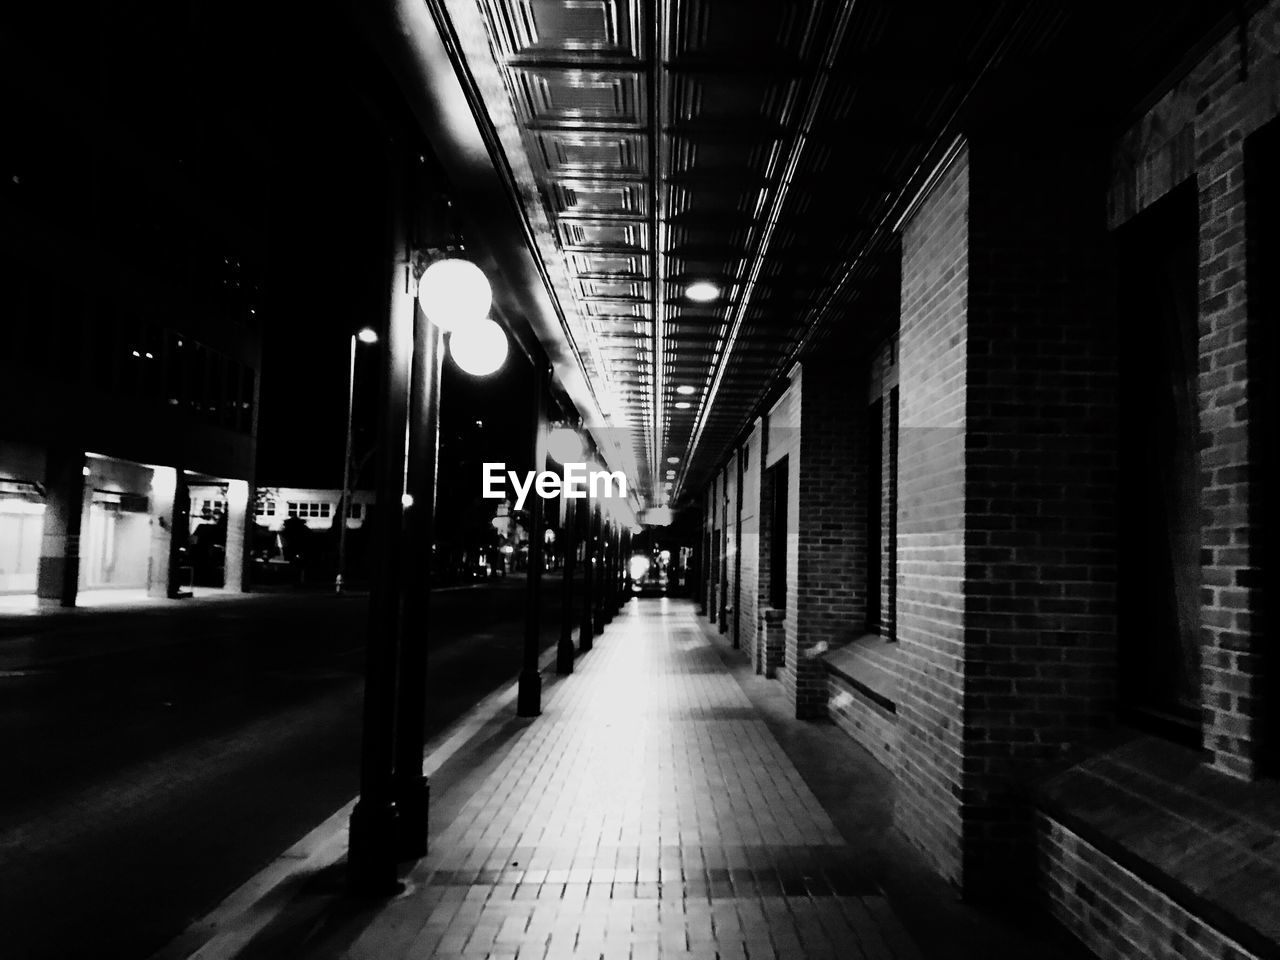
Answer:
[195, 498, 226, 519]
[287, 501, 332, 519]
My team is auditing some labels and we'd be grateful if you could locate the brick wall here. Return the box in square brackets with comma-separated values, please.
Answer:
[765, 374, 804, 712]
[1038, 816, 1263, 960]
[721, 458, 736, 636]
[793, 356, 866, 718]
[892, 144, 971, 885]
[1107, 4, 1280, 779]
[739, 419, 763, 663]
[704, 477, 718, 620]
[829, 675, 898, 771]
[962, 133, 1117, 894]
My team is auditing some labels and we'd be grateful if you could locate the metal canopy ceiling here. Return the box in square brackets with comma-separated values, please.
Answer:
[393, 0, 1219, 509]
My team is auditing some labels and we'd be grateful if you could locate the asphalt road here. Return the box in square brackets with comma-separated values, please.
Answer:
[0, 576, 574, 960]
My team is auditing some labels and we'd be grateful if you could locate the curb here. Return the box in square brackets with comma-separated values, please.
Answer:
[149, 641, 563, 960]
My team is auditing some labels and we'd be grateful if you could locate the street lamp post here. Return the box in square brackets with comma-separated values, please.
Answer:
[579, 490, 595, 653]
[336, 327, 377, 595]
[548, 424, 582, 676]
[517, 363, 548, 717]
[392, 299, 443, 860]
[349, 185, 506, 888]
[348, 160, 413, 894]
[593, 509, 607, 636]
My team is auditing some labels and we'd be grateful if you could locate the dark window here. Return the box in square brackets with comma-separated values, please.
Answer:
[165, 331, 185, 407]
[1116, 180, 1202, 744]
[186, 342, 207, 417]
[886, 386, 899, 640]
[1246, 118, 1280, 770]
[91, 299, 120, 394]
[238, 366, 256, 433]
[768, 458, 788, 609]
[867, 397, 884, 631]
[140, 324, 163, 401]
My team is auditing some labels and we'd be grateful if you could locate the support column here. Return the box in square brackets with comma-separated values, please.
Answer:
[36, 446, 85, 608]
[577, 490, 594, 653]
[223, 479, 250, 593]
[161, 469, 191, 599]
[719, 470, 729, 633]
[147, 466, 177, 599]
[349, 144, 413, 895]
[517, 363, 547, 717]
[601, 521, 614, 624]
[616, 529, 627, 604]
[392, 301, 443, 860]
[556, 490, 576, 675]
[593, 514, 607, 635]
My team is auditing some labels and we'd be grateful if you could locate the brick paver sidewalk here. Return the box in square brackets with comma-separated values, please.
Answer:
[326, 599, 923, 960]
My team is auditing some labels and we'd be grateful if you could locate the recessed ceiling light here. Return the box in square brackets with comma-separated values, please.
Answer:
[685, 281, 718, 302]
[666, 470, 676, 478]
[674, 401, 692, 409]
[666, 456, 679, 464]
[675, 384, 696, 395]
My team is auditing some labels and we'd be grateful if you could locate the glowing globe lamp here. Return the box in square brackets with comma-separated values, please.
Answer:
[685, 281, 718, 302]
[547, 426, 584, 464]
[418, 258, 491, 332]
[449, 317, 508, 376]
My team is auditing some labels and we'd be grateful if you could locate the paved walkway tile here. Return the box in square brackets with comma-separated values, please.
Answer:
[328, 600, 923, 960]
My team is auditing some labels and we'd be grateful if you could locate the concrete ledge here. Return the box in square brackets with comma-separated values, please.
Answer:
[822, 635, 902, 770]
[1037, 734, 1280, 960]
[820, 633, 901, 712]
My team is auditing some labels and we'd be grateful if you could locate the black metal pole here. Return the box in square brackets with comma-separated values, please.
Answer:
[620, 528, 628, 608]
[614, 522, 624, 611]
[517, 363, 546, 716]
[349, 148, 412, 895]
[579, 494, 596, 650]
[594, 510, 607, 635]
[600, 519, 612, 626]
[391, 303, 442, 861]
[556, 483, 576, 675]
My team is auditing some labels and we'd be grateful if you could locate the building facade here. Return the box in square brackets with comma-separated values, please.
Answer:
[698, 8, 1280, 959]
[1, 26, 263, 603]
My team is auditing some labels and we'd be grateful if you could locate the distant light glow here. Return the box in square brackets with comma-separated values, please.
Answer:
[547, 426, 584, 464]
[629, 555, 651, 581]
[675, 385, 696, 395]
[401, 493, 414, 508]
[644, 506, 673, 526]
[674, 401, 692, 410]
[449, 318, 508, 377]
[666, 456, 679, 464]
[356, 327, 378, 344]
[685, 281, 718, 302]
[227, 479, 249, 513]
[150, 465, 177, 500]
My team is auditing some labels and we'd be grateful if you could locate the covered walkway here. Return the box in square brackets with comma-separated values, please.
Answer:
[205, 599, 1079, 960]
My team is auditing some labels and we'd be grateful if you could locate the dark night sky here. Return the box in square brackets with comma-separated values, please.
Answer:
[248, 3, 533, 495]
